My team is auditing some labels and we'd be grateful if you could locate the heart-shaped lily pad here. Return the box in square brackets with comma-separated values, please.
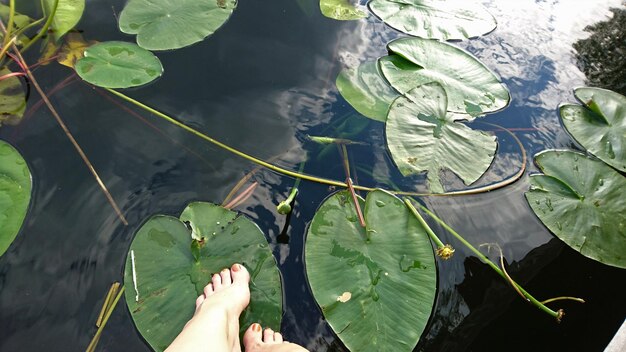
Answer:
[119, 0, 237, 51]
[379, 37, 510, 114]
[560, 87, 625, 172]
[386, 83, 496, 193]
[0, 140, 31, 257]
[305, 190, 437, 352]
[75, 41, 163, 88]
[525, 150, 626, 269]
[124, 202, 282, 351]
[369, 0, 496, 40]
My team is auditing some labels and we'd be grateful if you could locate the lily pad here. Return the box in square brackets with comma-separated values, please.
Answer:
[119, 0, 237, 51]
[560, 87, 625, 172]
[75, 41, 163, 88]
[386, 83, 496, 193]
[43, 0, 85, 40]
[320, 0, 367, 20]
[369, 0, 496, 40]
[0, 68, 26, 126]
[336, 61, 399, 122]
[525, 150, 626, 269]
[379, 37, 510, 114]
[305, 190, 437, 352]
[124, 202, 282, 351]
[0, 4, 32, 45]
[0, 140, 32, 257]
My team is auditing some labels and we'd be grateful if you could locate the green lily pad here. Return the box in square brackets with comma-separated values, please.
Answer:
[119, 0, 237, 51]
[336, 61, 400, 122]
[0, 4, 32, 45]
[386, 83, 496, 193]
[0, 140, 32, 257]
[305, 190, 437, 352]
[320, 0, 367, 20]
[0, 67, 26, 126]
[43, 0, 85, 40]
[560, 87, 625, 172]
[379, 37, 510, 114]
[525, 150, 626, 269]
[368, 0, 496, 40]
[74, 41, 163, 88]
[124, 202, 282, 351]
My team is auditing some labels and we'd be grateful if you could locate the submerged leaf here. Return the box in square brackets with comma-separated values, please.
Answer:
[525, 150, 626, 269]
[124, 202, 282, 351]
[379, 37, 510, 114]
[119, 0, 237, 51]
[0, 140, 32, 257]
[0, 67, 26, 126]
[369, 0, 496, 40]
[43, 0, 85, 40]
[336, 61, 399, 121]
[306, 190, 437, 352]
[75, 41, 163, 88]
[385, 83, 496, 193]
[57, 32, 97, 68]
[320, 0, 368, 20]
[560, 87, 625, 172]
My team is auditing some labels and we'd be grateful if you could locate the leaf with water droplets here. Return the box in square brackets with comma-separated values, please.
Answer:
[560, 87, 626, 172]
[74, 41, 163, 88]
[525, 150, 626, 269]
[124, 202, 282, 351]
[306, 189, 436, 352]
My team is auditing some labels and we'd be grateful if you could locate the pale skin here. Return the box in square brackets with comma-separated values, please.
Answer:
[166, 263, 309, 352]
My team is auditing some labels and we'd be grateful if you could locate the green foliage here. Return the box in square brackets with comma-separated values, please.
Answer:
[0, 140, 31, 257]
[320, 0, 368, 20]
[560, 87, 625, 172]
[74, 41, 163, 88]
[369, 0, 496, 40]
[379, 37, 510, 115]
[0, 4, 32, 45]
[119, 0, 237, 51]
[43, 0, 85, 40]
[336, 61, 399, 122]
[305, 190, 437, 352]
[0, 67, 26, 126]
[525, 150, 626, 269]
[124, 202, 282, 351]
[386, 83, 496, 193]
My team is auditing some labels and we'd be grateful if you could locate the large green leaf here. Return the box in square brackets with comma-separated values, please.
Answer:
[386, 83, 496, 193]
[320, 0, 367, 20]
[525, 150, 626, 269]
[124, 202, 282, 351]
[336, 61, 399, 122]
[305, 190, 437, 352]
[560, 87, 625, 172]
[369, 0, 496, 40]
[43, 0, 85, 40]
[74, 41, 163, 88]
[119, 0, 237, 51]
[0, 140, 31, 257]
[379, 37, 510, 114]
[0, 67, 26, 126]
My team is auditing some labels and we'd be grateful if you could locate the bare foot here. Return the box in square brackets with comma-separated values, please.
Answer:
[166, 263, 250, 352]
[243, 323, 309, 352]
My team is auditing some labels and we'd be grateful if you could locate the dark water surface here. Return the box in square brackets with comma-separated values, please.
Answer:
[1, 0, 625, 351]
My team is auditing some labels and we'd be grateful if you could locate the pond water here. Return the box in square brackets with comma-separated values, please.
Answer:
[1, 0, 625, 351]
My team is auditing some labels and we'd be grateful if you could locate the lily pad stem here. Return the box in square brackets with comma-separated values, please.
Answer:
[277, 162, 305, 215]
[21, 0, 59, 53]
[86, 285, 125, 352]
[414, 202, 563, 321]
[0, 0, 15, 62]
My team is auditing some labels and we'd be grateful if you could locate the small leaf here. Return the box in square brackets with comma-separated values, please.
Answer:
[320, 0, 367, 20]
[119, 0, 237, 51]
[74, 41, 163, 88]
[124, 202, 282, 351]
[57, 32, 97, 68]
[0, 5, 32, 45]
[43, 0, 85, 40]
[0, 67, 26, 126]
[0, 140, 32, 257]
[525, 150, 626, 269]
[369, 0, 497, 40]
[336, 61, 399, 121]
[306, 190, 437, 352]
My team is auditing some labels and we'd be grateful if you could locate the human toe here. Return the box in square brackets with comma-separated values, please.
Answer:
[231, 263, 250, 285]
[263, 328, 275, 342]
[243, 323, 263, 348]
[211, 273, 222, 289]
[220, 267, 232, 285]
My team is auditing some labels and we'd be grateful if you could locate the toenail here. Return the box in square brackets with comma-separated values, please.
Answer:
[252, 323, 261, 332]
[232, 263, 241, 272]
